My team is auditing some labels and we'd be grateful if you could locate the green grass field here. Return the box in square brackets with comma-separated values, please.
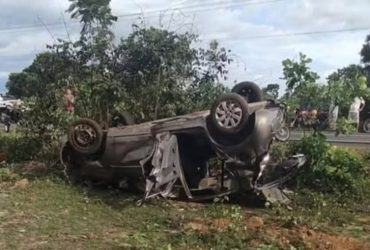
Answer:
[1, 172, 369, 250]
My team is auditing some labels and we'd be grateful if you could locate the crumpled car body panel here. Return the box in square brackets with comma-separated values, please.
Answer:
[61, 102, 306, 203]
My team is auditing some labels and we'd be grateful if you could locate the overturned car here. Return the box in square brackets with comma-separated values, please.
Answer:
[61, 82, 305, 203]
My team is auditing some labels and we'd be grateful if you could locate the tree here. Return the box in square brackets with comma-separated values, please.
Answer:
[187, 40, 232, 111]
[281, 53, 320, 110]
[112, 27, 197, 121]
[7, 72, 38, 99]
[6, 52, 73, 98]
[68, 0, 117, 34]
[360, 34, 370, 85]
[361, 34, 370, 65]
[7, 0, 234, 139]
[262, 83, 279, 100]
[327, 66, 369, 115]
[282, 52, 319, 93]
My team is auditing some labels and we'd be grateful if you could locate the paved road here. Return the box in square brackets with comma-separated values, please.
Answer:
[290, 130, 370, 148]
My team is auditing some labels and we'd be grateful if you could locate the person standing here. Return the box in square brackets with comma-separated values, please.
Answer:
[348, 96, 365, 130]
[63, 88, 75, 113]
[328, 103, 339, 130]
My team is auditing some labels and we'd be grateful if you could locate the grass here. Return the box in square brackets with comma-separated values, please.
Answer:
[0, 176, 264, 250]
[0, 130, 370, 249]
[1, 173, 370, 250]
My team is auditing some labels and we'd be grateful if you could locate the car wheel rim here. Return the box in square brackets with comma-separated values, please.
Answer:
[215, 100, 243, 129]
[74, 124, 97, 148]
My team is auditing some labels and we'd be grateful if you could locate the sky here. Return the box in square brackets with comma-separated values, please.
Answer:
[0, 0, 369, 94]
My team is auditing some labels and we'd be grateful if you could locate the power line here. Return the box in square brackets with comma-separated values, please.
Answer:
[0, 0, 284, 33]
[116, 0, 285, 18]
[203, 26, 370, 41]
[0, 26, 369, 57]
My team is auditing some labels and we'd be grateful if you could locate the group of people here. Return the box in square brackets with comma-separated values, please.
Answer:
[290, 108, 327, 129]
[290, 96, 366, 131]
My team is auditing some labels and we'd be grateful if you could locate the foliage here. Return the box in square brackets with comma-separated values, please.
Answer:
[270, 142, 290, 163]
[0, 132, 42, 163]
[262, 83, 279, 100]
[68, 0, 117, 34]
[187, 40, 232, 111]
[290, 134, 369, 197]
[281, 53, 321, 110]
[6, 0, 233, 151]
[7, 52, 70, 99]
[327, 65, 370, 115]
[0, 164, 18, 182]
[291, 132, 330, 167]
[1, 174, 370, 249]
[335, 117, 357, 135]
[115, 27, 190, 121]
[282, 52, 319, 93]
[7, 72, 38, 99]
[281, 53, 369, 122]
[361, 34, 370, 66]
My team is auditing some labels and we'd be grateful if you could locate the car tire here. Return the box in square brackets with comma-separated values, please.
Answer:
[363, 118, 370, 133]
[68, 118, 104, 155]
[231, 81, 263, 103]
[210, 93, 249, 134]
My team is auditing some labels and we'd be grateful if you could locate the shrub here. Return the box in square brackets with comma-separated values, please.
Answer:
[288, 133, 370, 198]
[0, 133, 42, 163]
[270, 142, 290, 163]
[335, 117, 357, 135]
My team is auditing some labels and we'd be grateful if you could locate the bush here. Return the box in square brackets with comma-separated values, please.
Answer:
[335, 117, 357, 135]
[288, 133, 370, 198]
[270, 142, 290, 163]
[0, 133, 42, 163]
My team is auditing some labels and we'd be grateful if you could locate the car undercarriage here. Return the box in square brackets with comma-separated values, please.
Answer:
[61, 82, 306, 204]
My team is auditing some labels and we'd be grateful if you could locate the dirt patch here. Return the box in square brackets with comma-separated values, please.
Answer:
[211, 218, 232, 231]
[12, 178, 29, 189]
[184, 218, 210, 233]
[265, 225, 370, 250]
[246, 216, 264, 229]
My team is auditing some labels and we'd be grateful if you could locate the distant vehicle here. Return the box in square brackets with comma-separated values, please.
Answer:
[360, 102, 370, 133]
[0, 95, 23, 132]
[61, 82, 306, 204]
[0, 95, 22, 109]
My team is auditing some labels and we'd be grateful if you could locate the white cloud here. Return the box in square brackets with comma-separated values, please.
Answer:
[0, 0, 369, 93]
